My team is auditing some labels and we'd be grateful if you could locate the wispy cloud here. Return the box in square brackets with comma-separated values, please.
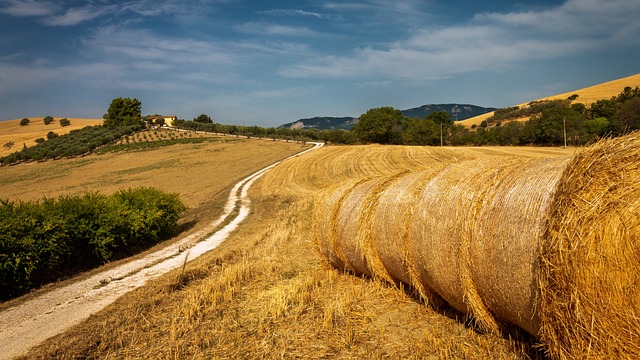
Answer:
[282, 0, 639, 80]
[43, 5, 117, 26]
[258, 8, 323, 19]
[236, 21, 319, 37]
[0, 0, 58, 17]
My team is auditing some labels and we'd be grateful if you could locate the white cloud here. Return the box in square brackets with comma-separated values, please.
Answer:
[236, 21, 319, 37]
[282, 0, 639, 80]
[43, 5, 116, 26]
[0, 0, 58, 17]
[259, 9, 323, 19]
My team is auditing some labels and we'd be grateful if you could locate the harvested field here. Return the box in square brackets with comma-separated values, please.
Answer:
[15, 144, 583, 359]
[0, 118, 103, 157]
[314, 133, 640, 358]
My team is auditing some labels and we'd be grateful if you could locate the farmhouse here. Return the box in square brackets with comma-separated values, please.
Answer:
[144, 115, 177, 127]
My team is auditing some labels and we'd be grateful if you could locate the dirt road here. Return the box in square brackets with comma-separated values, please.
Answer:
[0, 142, 323, 360]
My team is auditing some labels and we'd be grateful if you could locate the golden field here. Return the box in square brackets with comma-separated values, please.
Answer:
[460, 73, 640, 127]
[13, 143, 580, 359]
[0, 118, 103, 157]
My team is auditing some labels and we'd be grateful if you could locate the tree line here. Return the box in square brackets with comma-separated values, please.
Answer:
[350, 87, 640, 146]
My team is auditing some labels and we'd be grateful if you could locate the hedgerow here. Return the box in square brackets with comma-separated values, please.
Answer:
[0, 187, 186, 301]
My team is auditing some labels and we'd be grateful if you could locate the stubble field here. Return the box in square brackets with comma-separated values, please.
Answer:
[9, 142, 580, 359]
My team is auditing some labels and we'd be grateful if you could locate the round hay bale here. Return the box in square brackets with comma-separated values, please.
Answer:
[313, 179, 365, 270]
[471, 157, 569, 336]
[373, 167, 446, 306]
[410, 157, 526, 333]
[334, 177, 387, 276]
[538, 133, 640, 359]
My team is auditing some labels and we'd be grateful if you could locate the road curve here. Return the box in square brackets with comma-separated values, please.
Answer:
[0, 141, 323, 360]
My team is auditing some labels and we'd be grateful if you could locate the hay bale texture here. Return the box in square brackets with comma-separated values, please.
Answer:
[538, 134, 640, 359]
[313, 133, 640, 358]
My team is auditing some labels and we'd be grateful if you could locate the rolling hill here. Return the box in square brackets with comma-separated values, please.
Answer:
[0, 117, 103, 157]
[459, 73, 640, 127]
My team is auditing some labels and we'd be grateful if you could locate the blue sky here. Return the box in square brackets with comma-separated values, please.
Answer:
[1, 0, 639, 126]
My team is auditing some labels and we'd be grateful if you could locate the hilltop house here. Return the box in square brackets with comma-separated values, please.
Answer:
[144, 115, 177, 127]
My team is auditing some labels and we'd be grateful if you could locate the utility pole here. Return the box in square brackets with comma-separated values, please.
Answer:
[563, 117, 567, 148]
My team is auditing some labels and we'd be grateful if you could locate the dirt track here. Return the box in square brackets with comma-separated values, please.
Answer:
[0, 142, 322, 360]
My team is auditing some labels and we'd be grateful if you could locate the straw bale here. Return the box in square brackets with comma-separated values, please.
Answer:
[471, 157, 569, 336]
[357, 171, 411, 283]
[538, 133, 640, 359]
[410, 157, 525, 333]
[334, 178, 385, 276]
[313, 179, 365, 270]
[373, 168, 446, 306]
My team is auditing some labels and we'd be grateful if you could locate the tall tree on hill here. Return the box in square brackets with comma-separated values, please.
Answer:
[194, 114, 213, 123]
[103, 97, 143, 128]
[353, 106, 404, 144]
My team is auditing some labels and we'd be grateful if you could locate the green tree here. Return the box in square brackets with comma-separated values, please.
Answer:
[47, 131, 59, 140]
[103, 97, 143, 128]
[43, 116, 54, 125]
[352, 107, 404, 144]
[34, 138, 45, 144]
[402, 117, 439, 145]
[194, 114, 212, 123]
[20, 118, 30, 126]
[613, 97, 640, 134]
[59, 118, 71, 127]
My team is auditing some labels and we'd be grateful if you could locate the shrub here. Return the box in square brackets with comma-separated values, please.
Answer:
[0, 187, 186, 300]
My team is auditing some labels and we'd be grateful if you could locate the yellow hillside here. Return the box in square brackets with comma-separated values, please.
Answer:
[460, 73, 640, 127]
[0, 117, 103, 157]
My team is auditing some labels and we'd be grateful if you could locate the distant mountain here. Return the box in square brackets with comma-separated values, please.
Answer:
[279, 117, 358, 130]
[279, 104, 496, 130]
[400, 104, 497, 121]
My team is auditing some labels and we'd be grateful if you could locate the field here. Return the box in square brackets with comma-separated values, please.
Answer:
[460, 73, 640, 127]
[0, 118, 104, 157]
[9, 143, 584, 359]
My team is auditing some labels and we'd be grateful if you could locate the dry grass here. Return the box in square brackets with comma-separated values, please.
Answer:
[460, 73, 640, 127]
[10, 144, 585, 359]
[0, 118, 103, 157]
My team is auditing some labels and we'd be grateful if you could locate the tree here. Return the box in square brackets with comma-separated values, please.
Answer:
[43, 116, 54, 125]
[34, 138, 46, 144]
[47, 131, 59, 140]
[194, 114, 213, 123]
[20, 118, 30, 126]
[352, 107, 404, 144]
[402, 117, 439, 145]
[613, 97, 640, 134]
[103, 97, 143, 128]
[59, 118, 71, 127]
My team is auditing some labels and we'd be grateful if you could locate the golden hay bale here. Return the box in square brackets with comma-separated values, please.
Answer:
[410, 157, 528, 333]
[313, 179, 364, 270]
[471, 157, 569, 336]
[538, 133, 640, 359]
[334, 177, 387, 277]
[372, 168, 447, 305]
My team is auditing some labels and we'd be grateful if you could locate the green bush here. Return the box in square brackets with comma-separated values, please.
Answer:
[0, 188, 185, 300]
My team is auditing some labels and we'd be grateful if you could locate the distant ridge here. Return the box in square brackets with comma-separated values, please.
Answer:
[279, 103, 496, 130]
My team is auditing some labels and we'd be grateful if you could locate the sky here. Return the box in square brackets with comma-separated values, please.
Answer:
[1, 0, 639, 127]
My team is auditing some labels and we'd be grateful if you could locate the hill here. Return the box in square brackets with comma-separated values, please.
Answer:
[279, 104, 495, 130]
[459, 73, 640, 127]
[0, 118, 103, 157]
